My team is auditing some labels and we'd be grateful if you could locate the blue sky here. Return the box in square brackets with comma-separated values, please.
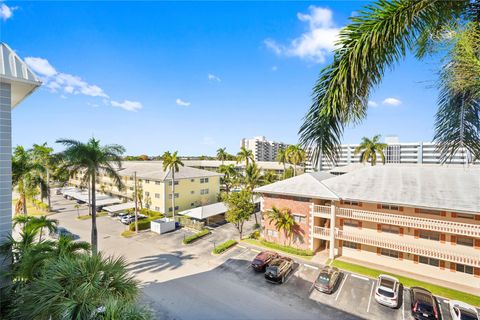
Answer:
[2, 1, 442, 156]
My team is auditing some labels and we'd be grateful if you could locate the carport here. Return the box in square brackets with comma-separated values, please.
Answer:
[178, 202, 228, 225]
[103, 202, 135, 214]
[61, 187, 122, 209]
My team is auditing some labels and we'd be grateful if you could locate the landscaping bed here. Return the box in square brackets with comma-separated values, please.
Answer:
[182, 229, 211, 244]
[212, 240, 237, 254]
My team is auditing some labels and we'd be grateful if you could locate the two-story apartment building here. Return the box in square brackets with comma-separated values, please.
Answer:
[254, 165, 480, 289]
[69, 161, 222, 214]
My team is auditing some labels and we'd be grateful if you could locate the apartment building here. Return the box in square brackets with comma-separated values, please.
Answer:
[69, 161, 222, 214]
[0, 43, 41, 284]
[307, 139, 476, 172]
[255, 165, 480, 289]
[240, 136, 289, 162]
[183, 159, 285, 175]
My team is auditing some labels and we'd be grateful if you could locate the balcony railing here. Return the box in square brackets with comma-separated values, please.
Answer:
[336, 207, 480, 238]
[311, 204, 331, 218]
[336, 229, 480, 268]
[312, 226, 331, 239]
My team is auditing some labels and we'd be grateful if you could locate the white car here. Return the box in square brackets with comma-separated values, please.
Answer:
[374, 274, 400, 308]
[449, 300, 479, 320]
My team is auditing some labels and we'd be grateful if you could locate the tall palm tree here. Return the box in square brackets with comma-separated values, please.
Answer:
[162, 151, 184, 221]
[299, 1, 480, 166]
[276, 148, 289, 171]
[266, 206, 299, 245]
[31, 216, 58, 242]
[31, 143, 54, 211]
[216, 147, 228, 165]
[262, 170, 278, 185]
[243, 163, 262, 225]
[56, 138, 125, 254]
[286, 145, 306, 176]
[237, 146, 255, 167]
[12, 146, 46, 215]
[354, 135, 388, 166]
[218, 164, 238, 193]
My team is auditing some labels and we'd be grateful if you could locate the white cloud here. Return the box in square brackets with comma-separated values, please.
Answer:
[111, 100, 142, 112]
[368, 100, 378, 107]
[264, 6, 340, 63]
[382, 98, 402, 106]
[176, 98, 191, 107]
[24, 56, 141, 111]
[0, 3, 16, 21]
[201, 136, 215, 145]
[208, 73, 221, 82]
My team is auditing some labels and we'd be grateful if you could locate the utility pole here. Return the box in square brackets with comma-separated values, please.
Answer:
[88, 176, 91, 215]
[134, 171, 138, 233]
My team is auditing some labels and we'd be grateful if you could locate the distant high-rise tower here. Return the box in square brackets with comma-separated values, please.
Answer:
[240, 136, 289, 162]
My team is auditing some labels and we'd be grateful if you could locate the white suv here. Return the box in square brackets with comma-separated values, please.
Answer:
[374, 274, 400, 308]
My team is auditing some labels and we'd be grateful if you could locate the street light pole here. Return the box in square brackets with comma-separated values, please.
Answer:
[134, 171, 138, 234]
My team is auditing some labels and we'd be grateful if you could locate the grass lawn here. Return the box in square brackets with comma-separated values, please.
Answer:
[331, 260, 480, 307]
[76, 212, 108, 220]
[12, 199, 50, 216]
[121, 230, 136, 238]
[242, 238, 313, 261]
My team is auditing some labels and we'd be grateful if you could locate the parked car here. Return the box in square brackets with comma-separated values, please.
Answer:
[115, 212, 129, 219]
[50, 227, 74, 239]
[264, 257, 294, 284]
[121, 215, 134, 225]
[449, 300, 479, 320]
[410, 287, 440, 320]
[314, 266, 341, 294]
[55, 189, 62, 195]
[76, 199, 85, 204]
[374, 274, 400, 308]
[251, 251, 279, 271]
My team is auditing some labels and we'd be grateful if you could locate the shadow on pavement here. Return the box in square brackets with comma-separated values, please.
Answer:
[128, 250, 195, 274]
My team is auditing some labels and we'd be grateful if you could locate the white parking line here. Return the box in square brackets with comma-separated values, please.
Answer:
[335, 273, 348, 301]
[366, 281, 375, 313]
[402, 290, 405, 320]
[303, 263, 318, 270]
[283, 267, 297, 285]
[350, 274, 369, 281]
[237, 244, 246, 249]
[250, 249, 261, 253]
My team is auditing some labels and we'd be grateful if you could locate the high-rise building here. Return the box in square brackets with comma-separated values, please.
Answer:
[240, 136, 289, 162]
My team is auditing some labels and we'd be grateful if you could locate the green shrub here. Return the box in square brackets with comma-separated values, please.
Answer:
[249, 230, 260, 240]
[259, 239, 314, 256]
[128, 216, 160, 231]
[253, 223, 261, 229]
[31, 199, 49, 211]
[213, 240, 237, 254]
[182, 229, 211, 244]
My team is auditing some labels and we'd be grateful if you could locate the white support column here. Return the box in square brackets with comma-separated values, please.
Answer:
[329, 203, 336, 260]
[309, 202, 314, 251]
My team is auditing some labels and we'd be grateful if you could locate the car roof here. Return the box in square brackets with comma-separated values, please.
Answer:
[411, 288, 434, 303]
[256, 251, 275, 259]
[319, 266, 338, 275]
[268, 258, 284, 266]
[450, 301, 479, 315]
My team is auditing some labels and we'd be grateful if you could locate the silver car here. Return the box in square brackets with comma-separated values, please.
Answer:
[449, 300, 479, 320]
[374, 274, 400, 308]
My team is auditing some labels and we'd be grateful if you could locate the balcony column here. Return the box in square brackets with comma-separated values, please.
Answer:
[309, 203, 314, 251]
[329, 203, 336, 260]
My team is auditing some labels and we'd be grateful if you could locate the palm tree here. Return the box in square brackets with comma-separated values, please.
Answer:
[286, 145, 306, 176]
[30, 216, 58, 242]
[56, 138, 125, 254]
[276, 148, 288, 171]
[216, 147, 228, 165]
[299, 1, 480, 166]
[266, 206, 299, 245]
[243, 163, 262, 225]
[262, 170, 278, 185]
[51, 235, 90, 258]
[162, 151, 184, 221]
[218, 164, 238, 193]
[237, 146, 255, 167]
[12, 146, 46, 215]
[31, 143, 54, 211]
[354, 135, 388, 166]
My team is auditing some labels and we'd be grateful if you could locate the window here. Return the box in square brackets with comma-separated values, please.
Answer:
[145, 191, 150, 196]
[456, 236, 474, 247]
[145, 204, 150, 209]
[155, 181, 161, 185]
[168, 181, 179, 186]
[381, 204, 401, 211]
[155, 193, 160, 199]
[145, 180, 150, 184]
[417, 208, 441, 216]
[168, 206, 179, 212]
[267, 229, 278, 238]
[129, 177, 133, 181]
[200, 178, 209, 183]
[419, 230, 440, 241]
[380, 248, 400, 258]
[191, 191, 195, 194]
[381, 225, 400, 234]
[129, 187, 134, 191]
[293, 215, 306, 224]
[168, 193, 179, 199]
[200, 189, 209, 195]
[456, 213, 474, 220]
[344, 220, 359, 228]
[343, 241, 359, 249]
[190, 179, 195, 182]
[456, 263, 474, 274]
[343, 200, 360, 206]
[191, 203, 195, 207]
[155, 206, 160, 211]
[419, 256, 440, 267]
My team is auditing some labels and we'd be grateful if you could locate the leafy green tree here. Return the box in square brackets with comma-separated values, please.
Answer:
[223, 190, 254, 239]
[262, 170, 278, 185]
[30, 215, 58, 242]
[216, 147, 228, 165]
[354, 135, 388, 166]
[266, 206, 300, 245]
[162, 151, 184, 220]
[286, 144, 306, 176]
[237, 146, 255, 167]
[218, 164, 238, 193]
[299, 1, 480, 166]
[282, 167, 294, 180]
[243, 163, 262, 225]
[276, 148, 289, 171]
[31, 143, 55, 211]
[56, 138, 125, 254]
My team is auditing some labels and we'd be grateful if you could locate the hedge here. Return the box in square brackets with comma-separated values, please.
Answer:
[32, 199, 49, 211]
[128, 216, 161, 231]
[259, 239, 314, 256]
[182, 229, 211, 244]
[127, 208, 163, 217]
[213, 240, 237, 254]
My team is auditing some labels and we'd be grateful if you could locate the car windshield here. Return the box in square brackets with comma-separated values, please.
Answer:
[378, 288, 395, 298]
[266, 266, 278, 275]
[252, 259, 263, 265]
[317, 273, 330, 285]
[416, 302, 433, 314]
[458, 308, 478, 320]
[380, 278, 395, 289]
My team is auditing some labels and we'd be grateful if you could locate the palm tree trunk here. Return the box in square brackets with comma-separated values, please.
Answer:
[251, 194, 258, 225]
[171, 170, 175, 222]
[39, 227, 43, 242]
[47, 169, 51, 212]
[91, 173, 98, 254]
[294, 163, 297, 176]
[22, 193, 27, 215]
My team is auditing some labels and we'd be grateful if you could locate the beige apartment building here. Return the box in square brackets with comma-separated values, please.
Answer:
[255, 165, 480, 289]
[69, 161, 222, 214]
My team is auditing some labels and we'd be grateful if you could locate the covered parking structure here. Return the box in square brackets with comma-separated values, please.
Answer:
[60, 187, 122, 209]
[102, 202, 135, 214]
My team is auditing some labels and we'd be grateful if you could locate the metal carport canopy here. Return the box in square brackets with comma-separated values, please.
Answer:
[103, 202, 135, 213]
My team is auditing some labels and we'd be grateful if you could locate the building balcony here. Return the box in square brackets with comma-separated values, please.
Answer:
[311, 204, 331, 219]
[312, 226, 331, 240]
[333, 206, 480, 238]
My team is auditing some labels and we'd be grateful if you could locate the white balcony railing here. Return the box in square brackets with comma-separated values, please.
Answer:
[336, 229, 480, 268]
[312, 226, 331, 239]
[311, 204, 331, 218]
[334, 206, 480, 238]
